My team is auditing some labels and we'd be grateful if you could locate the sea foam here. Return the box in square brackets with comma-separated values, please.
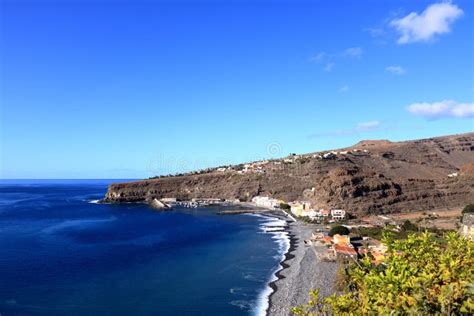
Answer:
[248, 214, 291, 316]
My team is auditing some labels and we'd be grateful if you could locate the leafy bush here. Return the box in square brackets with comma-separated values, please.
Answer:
[280, 203, 291, 210]
[328, 225, 350, 236]
[401, 219, 418, 232]
[462, 204, 474, 214]
[292, 232, 474, 315]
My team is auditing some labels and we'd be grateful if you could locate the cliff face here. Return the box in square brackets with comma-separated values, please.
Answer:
[104, 133, 474, 215]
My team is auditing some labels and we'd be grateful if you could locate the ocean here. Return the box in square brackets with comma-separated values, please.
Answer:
[0, 180, 289, 316]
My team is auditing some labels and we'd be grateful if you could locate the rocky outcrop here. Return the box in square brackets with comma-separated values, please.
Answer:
[148, 198, 171, 210]
[104, 133, 474, 215]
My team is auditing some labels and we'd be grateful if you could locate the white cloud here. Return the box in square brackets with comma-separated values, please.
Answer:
[309, 47, 362, 72]
[324, 62, 335, 72]
[309, 52, 326, 62]
[407, 100, 474, 119]
[339, 85, 349, 93]
[365, 27, 385, 37]
[385, 66, 406, 75]
[342, 47, 363, 58]
[356, 121, 381, 131]
[390, 1, 463, 44]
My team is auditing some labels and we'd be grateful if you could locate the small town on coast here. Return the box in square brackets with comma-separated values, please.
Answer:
[103, 132, 474, 314]
[145, 191, 474, 314]
[3, 0, 474, 314]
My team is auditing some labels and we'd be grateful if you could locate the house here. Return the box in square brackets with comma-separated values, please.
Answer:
[290, 201, 311, 217]
[333, 234, 350, 245]
[320, 209, 330, 217]
[290, 203, 304, 216]
[358, 238, 388, 265]
[252, 196, 280, 208]
[322, 235, 333, 245]
[305, 209, 320, 219]
[323, 152, 336, 159]
[161, 197, 177, 203]
[331, 209, 346, 220]
[334, 244, 358, 258]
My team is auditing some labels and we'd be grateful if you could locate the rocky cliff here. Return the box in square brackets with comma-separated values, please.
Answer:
[104, 133, 474, 215]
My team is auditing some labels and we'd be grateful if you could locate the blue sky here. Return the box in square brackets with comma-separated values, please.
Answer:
[1, 0, 473, 179]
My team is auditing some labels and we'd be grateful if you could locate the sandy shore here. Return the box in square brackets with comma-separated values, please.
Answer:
[267, 221, 338, 316]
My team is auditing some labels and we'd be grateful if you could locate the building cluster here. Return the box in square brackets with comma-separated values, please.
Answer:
[251, 196, 283, 209]
[308, 231, 388, 264]
[289, 201, 346, 221]
[281, 148, 370, 164]
[250, 196, 346, 221]
[237, 160, 270, 174]
[211, 148, 372, 175]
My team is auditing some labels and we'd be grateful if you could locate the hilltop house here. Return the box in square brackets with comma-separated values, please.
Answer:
[323, 152, 336, 159]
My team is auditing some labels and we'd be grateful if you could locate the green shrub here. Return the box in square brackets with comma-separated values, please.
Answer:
[401, 219, 418, 232]
[328, 225, 350, 236]
[292, 232, 474, 315]
[280, 203, 291, 210]
[462, 204, 474, 214]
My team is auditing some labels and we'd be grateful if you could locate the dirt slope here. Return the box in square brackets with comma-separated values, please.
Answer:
[104, 133, 474, 215]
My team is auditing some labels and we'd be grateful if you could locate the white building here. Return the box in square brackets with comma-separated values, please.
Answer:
[331, 209, 346, 220]
[323, 152, 336, 159]
[252, 196, 280, 208]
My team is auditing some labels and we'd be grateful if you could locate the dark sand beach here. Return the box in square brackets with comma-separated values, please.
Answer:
[267, 221, 338, 316]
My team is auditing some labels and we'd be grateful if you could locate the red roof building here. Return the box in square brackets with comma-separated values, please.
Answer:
[334, 244, 358, 257]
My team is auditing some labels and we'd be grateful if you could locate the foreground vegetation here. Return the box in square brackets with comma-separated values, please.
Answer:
[292, 232, 474, 315]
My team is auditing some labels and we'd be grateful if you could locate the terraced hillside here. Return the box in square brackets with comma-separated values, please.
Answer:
[104, 133, 474, 215]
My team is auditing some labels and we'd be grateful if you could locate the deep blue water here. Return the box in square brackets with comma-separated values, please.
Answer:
[0, 180, 287, 316]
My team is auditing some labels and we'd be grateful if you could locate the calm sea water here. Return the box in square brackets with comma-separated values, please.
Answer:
[0, 180, 289, 316]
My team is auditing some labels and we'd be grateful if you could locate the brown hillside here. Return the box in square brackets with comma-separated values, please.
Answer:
[104, 133, 474, 215]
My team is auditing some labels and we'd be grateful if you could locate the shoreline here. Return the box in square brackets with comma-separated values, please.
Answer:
[266, 228, 298, 302]
[92, 200, 335, 315]
[265, 220, 338, 316]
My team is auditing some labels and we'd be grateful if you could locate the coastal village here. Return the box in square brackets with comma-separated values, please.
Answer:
[157, 192, 474, 268]
[250, 195, 387, 263]
[151, 147, 374, 178]
[250, 195, 474, 265]
[107, 133, 474, 315]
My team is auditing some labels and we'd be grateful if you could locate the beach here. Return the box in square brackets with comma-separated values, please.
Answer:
[267, 221, 338, 316]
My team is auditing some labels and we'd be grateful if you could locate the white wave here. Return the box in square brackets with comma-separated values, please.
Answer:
[230, 299, 254, 311]
[229, 287, 245, 295]
[262, 227, 285, 232]
[42, 217, 116, 234]
[88, 199, 101, 204]
[252, 217, 291, 316]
